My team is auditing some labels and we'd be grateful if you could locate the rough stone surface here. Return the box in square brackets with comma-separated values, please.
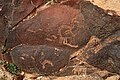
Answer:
[7, 4, 89, 48]
[105, 75, 120, 80]
[0, 0, 120, 80]
[5, 0, 120, 75]
[40, 75, 103, 80]
[80, 1, 120, 39]
[13, 0, 45, 26]
[1, 0, 44, 27]
[10, 45, 75, 74]
[0, 16, 6, 47]
[88, 0, 120, 16]
[87, 41, 120, 74]
[0, 10, 6, 60]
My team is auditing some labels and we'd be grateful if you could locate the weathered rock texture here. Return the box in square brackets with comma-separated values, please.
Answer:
[10, 45, 74, 74]
[0, 2, 7, 60]
[88, 0, 120, 16]
[0, 0, 120, 77]
[2, 0, 45, 27]
[0, 17, 5, 47]
[7, 3, 89, 74]
[80, 1, 120, 39]
[87, 41, 120, 74]
[74, 30, 120, 75]
[7, 4, 89, 49]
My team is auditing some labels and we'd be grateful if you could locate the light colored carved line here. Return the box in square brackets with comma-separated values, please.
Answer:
[63, 38, 78, 48]
[31, 0, 36, 7]
[46, 38, 53, 42]
[41, 60, 53, 69]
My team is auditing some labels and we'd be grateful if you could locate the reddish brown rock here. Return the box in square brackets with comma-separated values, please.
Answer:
[1, 0, 44, 26]
[87, 41, 120, 74]
[0, 18, 5, 46]
[10, 45, 75, 74]
[80, 1, 120, 38]
[3, 0, 120, 75]
[0, 16, 6, 60]
[0, 52, 3, 60]
[13, 0, 45, 26]
[60, 0, 81, 8]
[7, 4, 90, 48]
[4, 1, 90, 74]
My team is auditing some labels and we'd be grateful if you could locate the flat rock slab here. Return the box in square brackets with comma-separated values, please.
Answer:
[0, 18, 5, 46]
[2, 0, 120, 75]
[87, 41, 120, 74]
[2, 0, 44, 26]
[7, 4, 90, 48]
[13, 0, 45, 26]
[10, 45, 74, 74]
[80, 1, 120, 38]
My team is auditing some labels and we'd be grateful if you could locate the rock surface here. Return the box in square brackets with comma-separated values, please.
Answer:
[7, 4, 89, 48]
[1, 0, 44, 27]
[10, 45, 74, 74]
[87, 40, 120, 74]
[88, 0, 120, 16]
[6, 0, 120, 74]
[0, 0, 120, 80]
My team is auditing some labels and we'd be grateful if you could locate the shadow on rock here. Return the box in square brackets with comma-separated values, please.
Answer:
[87, 40, 120, 74]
